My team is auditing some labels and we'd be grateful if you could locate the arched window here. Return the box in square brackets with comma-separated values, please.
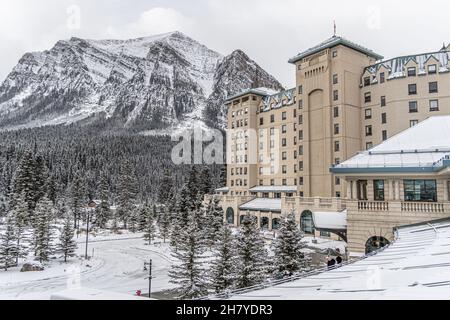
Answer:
[226, 208, 234, 224]
[240, 215, 246, 225]
[260, 217, 269, 230]
[365, 236, 390, 254]
[272, 218, 281, 230]
[300, 210, 315, 235]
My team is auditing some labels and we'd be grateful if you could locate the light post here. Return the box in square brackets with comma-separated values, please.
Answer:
[144, 259, 153, 298]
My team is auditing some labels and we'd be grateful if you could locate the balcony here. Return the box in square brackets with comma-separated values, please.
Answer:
[358, 201, 389, 211]
[353, 200, 450, 214]
[401, 202, 445, 213]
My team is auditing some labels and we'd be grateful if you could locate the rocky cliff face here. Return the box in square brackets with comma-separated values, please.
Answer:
[0, 31, 283, 131]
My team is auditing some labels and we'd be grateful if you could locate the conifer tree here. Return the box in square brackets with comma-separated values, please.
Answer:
[169, 211, 208, 299]
[58, 215, 77, 262]
[206, 197, 224, 247]
[116, 160, 138, 229]
[158, 206, 171, 243]
[210, 224, 236, 293]
[199, 167, 212, 196]
[94, 173, 110, 229]
[0, 214, 19, 271]
[273, 212, 308, 277]
[70, 173, 85, 230]
[235, 214, 269, 288]
[143, 207, 157, 245]
[10, 193, 29, 264]
[33, 197, 55, 263]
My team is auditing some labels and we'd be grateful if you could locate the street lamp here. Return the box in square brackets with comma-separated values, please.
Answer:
[144, 259, 153, 298]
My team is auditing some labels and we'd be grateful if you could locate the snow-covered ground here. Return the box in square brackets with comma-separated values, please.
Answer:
[0, 232, 174, 300]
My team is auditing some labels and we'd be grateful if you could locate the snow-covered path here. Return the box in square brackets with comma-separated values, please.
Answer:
[0, 236, 174, 300]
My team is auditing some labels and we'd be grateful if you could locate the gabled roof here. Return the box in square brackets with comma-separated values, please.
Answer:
[288, 35, 383, 64]
[331, 116, 450, 174]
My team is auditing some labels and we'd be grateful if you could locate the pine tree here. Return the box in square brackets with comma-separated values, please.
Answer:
[235, 214, 269, 289]
[70, 173, 85, 231]
[143, 207, 157, 245]
[273, 212, 308, 277]
[94, 173, 110, 229]
[0, 214, 19, 271]
[198, 167, 212, 196]
[169, 211, 208, 299]
[58, 215, 77, 262]
[206, 197, 224, 247]
[33, 197, 55, 263]
[158, 206, 171, 243]
[158, 170, 174, 205]
[10, 193, 29, 264]
[128, 207, 139, 233]
[116, 160, 138, 229]
[137, 204, 149, 232]
[46, 174, 58, 205]
[210, 224, 236, 293]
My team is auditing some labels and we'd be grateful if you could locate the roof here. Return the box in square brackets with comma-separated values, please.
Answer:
[230, 218, 450, 300]
[239, 198, 282, 213]
[215, 187, 229, 193]
[313, 210, 347, 231]
[331, 116, 450, 174]
[225, 87, 280, 103]
[249, 186, 297, 193]
[365, 49, 450, 79]
[289, 36, 383, 64]
[260, 88, 296, 112]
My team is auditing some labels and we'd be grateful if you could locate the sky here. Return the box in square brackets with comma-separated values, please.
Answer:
[1, 0, 449, 88]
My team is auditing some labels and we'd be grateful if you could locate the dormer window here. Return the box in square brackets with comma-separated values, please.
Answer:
[428, 64, 437, 74]
[407, 67, 416, 77]
[380, 72, 385, 84]
[364, 77, 371, 87]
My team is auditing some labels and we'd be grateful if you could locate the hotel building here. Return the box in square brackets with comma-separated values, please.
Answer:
[212, 35, 450, 254]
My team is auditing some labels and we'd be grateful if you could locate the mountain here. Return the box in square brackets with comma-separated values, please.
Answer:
[0, 31, 283, 132]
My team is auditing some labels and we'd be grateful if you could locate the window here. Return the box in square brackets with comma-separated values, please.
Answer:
[333, 107, 339, 118]
[365, 109, 372, 119]
[335, 177, 341, 186]
[333, 74, 338, 84]
[282, 125, 287, 133]
[404, 180, 437, 202]
[428, 64, 437, 74]
[270, 127, 275, 136]
[270, 179, 275, 186]
[409, 101, 418, 113]
[270, 114, 275, 123]
[374, 180, 385, 201]
[282, 111, 287, 120]
[332, 50, 338, 58]
[282, 138, 287, 147]
[293, 109, 297, 118]
[299, 130, 303, 140]
[270, 140, 275, 148]
[282, 165, 287, 174]
[366, 142, 373, 150]
[430, 99, 439, 111]
[429, 81, 438, 93]
[298, 85, 303, 94]
[298, 115, 303, 124]
[407, 67, 416, 77]
[301, 211, 315, 235]
[334, 141, 340, 152]
[365, 92, 371, 103]
[382, 130, 387, 141]
[408, 84, 417, 95]
[298, 99, 303, 109]
[299, 177, 304, 185]
[333, 90, 339, 101]
[259, 180, 263, 186]
[364, 77, 371, 87]
[365, 125, 372, 137]
[299, 161, 304, 171]
[381, 113, 387, 124]
[259, 117, 264, 125]
[410, 120, 418, 127]
[282, 179, 287, 186]
[381, 96, 386, 107]
[334, 124, 340, 135]
[282, 151, 287, 160]
[298, 145, 303, 155]
[335, 158, 340, 165]
[232, 111, 235, 118]
[380, 72, 385, 84]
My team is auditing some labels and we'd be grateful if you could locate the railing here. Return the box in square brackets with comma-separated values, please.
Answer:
[358, 201, 389, 211]
[401, 202, 445, 213]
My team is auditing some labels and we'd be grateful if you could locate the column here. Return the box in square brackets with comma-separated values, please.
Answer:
[444, 180, 449, 202]
[394, 180, 400, 200]
[388, 180, 394, 201]
[352, 181, 358, 200]
[347, 181, 352, 199]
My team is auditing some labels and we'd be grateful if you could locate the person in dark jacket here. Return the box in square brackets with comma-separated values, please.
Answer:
[336, 255, 343, 264]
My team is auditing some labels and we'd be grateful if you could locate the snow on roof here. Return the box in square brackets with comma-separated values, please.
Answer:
[230, 219, 450, 300]
[289, 36, 383, 64]
[50, 288, 149, 300]
[332, 116, 450, 173]
[313, 210, 347, 231]
[365, 49, 450, 79]
[239, 198, 282, 212]
[225, 87, 281, 102]
[249, 186, 297, 193]
[261, 88, 296, 112]
[215, 187, 229, 192]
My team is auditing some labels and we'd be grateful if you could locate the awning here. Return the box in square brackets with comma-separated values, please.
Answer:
[239, 198, 282, 213]
[312, 210, 347, 231]
[249, 186, 297, 193]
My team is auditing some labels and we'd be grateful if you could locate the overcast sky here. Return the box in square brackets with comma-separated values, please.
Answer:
[1, 0, 449, 87]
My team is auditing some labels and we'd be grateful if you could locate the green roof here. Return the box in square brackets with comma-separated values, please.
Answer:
[289, 36, 384, 64]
